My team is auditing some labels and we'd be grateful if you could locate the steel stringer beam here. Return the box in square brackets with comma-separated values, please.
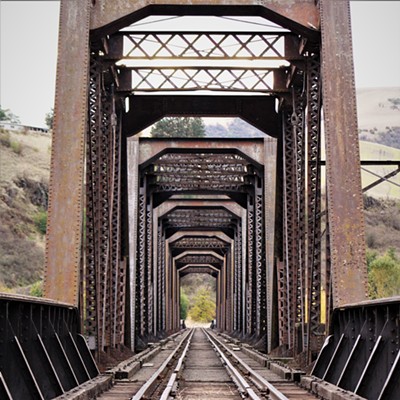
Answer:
[319, 0, 368, 307]
[45, 0, 91, 305]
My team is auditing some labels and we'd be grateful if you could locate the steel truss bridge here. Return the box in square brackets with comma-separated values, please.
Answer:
[1, 1, 399, 399]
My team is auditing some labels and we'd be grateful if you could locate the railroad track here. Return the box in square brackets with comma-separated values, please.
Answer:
[96, 327, 318, 400]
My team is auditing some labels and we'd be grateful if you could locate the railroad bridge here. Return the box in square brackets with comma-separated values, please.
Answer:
[1, 1, 399, 399]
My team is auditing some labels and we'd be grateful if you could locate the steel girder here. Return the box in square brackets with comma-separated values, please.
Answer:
[319, 0, 367, 306]
[89, 1, 320, 40]
[0, 295, 98, 399]
[312, 298, 400, 400]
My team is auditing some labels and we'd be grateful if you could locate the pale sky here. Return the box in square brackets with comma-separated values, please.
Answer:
[0, 0, 399, 128]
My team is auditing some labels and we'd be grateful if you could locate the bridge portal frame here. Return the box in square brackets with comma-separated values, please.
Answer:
[44, 0, 367, 355]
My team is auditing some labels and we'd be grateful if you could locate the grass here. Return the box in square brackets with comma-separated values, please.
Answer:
[0, 130, 23, 155]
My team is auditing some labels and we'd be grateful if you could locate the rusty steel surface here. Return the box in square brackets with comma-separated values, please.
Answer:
[124, 96, 279, 137]
[263, 137, 277, 352]
[44, 0, 91, 305]
[110, 31, 300, 60]
[124, 66, 283, 93]
[90, 0, 319, 39]
[320, 0, 368, 307]
[138, 137, 266, 165]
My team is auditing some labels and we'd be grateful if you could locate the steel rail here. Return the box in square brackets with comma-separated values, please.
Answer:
[202, 328, 261, 400]
[159, 329, 195, 400]
[131, 328, 192, 400]
[206, 329, 290, 400]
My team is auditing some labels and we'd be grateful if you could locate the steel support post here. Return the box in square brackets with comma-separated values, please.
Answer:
[156, 223, 163, 334]
[319, 0, 367, 306]
[233, 230, 240, 332]
[84, 55, 121, 352]
[255, 186, 264, 339]
[137, 189, 147, 338]
[292, 88, 307, 355]
[305, 54, 323, 357]
[280, 111, 293, 350]
[146, 196, 153, 337]
[263, 137, 277, 352]
[127, 137, 140, 351]
[45, 0, 91, 305]
[246, 197, 255, 336]
[161, 230, 166, 332]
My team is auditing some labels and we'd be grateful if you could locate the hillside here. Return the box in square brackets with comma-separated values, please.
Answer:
[0, 129, 51, 291]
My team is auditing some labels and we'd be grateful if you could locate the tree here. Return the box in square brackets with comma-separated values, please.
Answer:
[0, 105, 20, 123]
[189, 287, 216, 322]
[368, 248, 400, 299]
[45, 108, 54, 129]
[150, 117, 205, 137]
[180, 289, 189, 320]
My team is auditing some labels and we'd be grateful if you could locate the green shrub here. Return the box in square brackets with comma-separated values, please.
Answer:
[33, 209, 47, 235]
[368, 248, 400, 299]
[10, 140, 23, 155]
[30, 280, 43, 297]
[189, 288, 216, 323]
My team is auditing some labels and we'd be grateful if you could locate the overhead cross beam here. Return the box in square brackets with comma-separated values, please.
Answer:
[123, 95, 279, 136]
[106, 31, 301, 60]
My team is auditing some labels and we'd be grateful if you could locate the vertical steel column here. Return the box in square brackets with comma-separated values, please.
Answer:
[84, 55, 116, 352]
[246, 197, 255, 336]
[280, 111, 293, 350]
[320, 0, 367, 306]
[292, 88, 307, 354]
[264, 137, 278, 352]
[137, 189, 147, 338]
[305, 54, 323, 356]
[84, 56, 101, 350]
[45, 0, 91, 305]
[127, 137, 139, 351]
[146, 197, 153, 336]
[233, 231, 239, 332]
[227, 250, 233, 332]
[157, 223, 163, 333]
[161, 230, 166, 331]
[255, 185, 265, 339]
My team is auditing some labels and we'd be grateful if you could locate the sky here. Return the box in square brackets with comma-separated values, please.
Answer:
[0, 1, 399, 128]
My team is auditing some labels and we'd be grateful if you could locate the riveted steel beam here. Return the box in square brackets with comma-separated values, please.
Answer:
[90, 1, 319, 41]
[45, 0, 91, 305]
[320, 0, 367, 307]
[138, 136, 267, 166]
[125, 96, 279, 137]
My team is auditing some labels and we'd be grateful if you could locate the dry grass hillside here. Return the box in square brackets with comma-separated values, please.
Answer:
[0, 129, 51, 291]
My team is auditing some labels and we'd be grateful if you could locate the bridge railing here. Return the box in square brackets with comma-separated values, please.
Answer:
[312, 296, 400, 400]
[0, 293, 98, 400]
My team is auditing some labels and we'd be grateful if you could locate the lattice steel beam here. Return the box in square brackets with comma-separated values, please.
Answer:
[108, 31, 301, 61]
[171, 237, 228, 249]
[177, 255, 222, 265]
[119, 66, 286, 93]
